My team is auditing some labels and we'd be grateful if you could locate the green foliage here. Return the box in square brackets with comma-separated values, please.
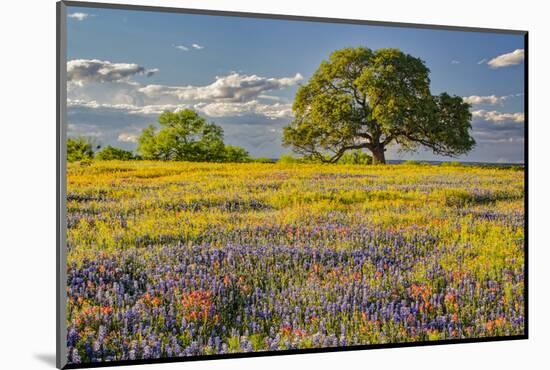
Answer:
[136, 125, 158, 159]
[79, 159, 93, 167]
[227, 335, 241, 352]
[67, 137, 94, 163]
[249, 334, 266, 351]
[278, 153, 309, 164]
[402, 160, 429, 166]
[427, 330, 442, 341]
[441, 161, 461, 167]
[278, 151, 369, 165]
[252, 157, 275, 163]
[222, 145, 251, 163]
[95, 145, 135, 161]
[283, 47, 475, 164]
[338, 150, 372, 165]
[137, 109, 250, 163]
[137, 109, 226, 162]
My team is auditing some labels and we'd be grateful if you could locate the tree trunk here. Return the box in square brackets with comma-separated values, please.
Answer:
[371, 145, 386, 164]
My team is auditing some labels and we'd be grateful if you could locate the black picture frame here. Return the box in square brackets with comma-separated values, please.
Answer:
[56, 1, 528, 368]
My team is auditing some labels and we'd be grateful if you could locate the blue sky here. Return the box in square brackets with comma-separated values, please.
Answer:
[66, 6, 525, 163]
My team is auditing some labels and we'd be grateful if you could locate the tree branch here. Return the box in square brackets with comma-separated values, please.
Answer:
[326, 142, 372, 163]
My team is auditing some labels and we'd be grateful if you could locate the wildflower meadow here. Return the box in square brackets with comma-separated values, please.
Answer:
[66, 161, 525, 364]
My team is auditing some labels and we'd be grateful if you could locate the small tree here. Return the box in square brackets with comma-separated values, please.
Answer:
[67, 137, 94, 162]
[339, 149, 372, 165]
[283, 47, 475, 164]
[96, 145, 135, 161]
[223, 145, 251, 163]
[137, 109, 226, 162]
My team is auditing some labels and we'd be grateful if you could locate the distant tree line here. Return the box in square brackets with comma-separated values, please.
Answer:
[67, 108, 377, 165]
[67, 137, 96, 162]
[67, 109, 256, 163]
[66, 138, 136, 162]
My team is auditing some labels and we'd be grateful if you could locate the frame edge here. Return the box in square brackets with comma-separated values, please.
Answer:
[57, 1, 68, 369]
[55, 2, 529, 368]
[62, 0, 527, 35]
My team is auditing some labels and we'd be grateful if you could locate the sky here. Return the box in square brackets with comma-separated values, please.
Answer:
[66, 6, 526, 163]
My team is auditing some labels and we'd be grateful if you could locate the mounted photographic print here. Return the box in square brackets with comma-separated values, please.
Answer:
[57, 1, 527, 368]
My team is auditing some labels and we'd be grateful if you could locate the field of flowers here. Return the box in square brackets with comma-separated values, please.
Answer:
[66, 161, 525, 364]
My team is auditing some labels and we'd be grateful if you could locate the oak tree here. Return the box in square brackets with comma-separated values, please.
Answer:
[283, 47, 475, 164]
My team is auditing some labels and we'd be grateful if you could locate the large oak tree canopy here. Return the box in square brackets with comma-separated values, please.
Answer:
[282, 47, 475, 164]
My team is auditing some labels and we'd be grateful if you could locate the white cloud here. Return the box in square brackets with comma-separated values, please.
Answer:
[67, 59, 158, 84]
[68, 12, 90, 21]
[195, 100, 293, 120]
[68, 99, 189, 115]
[258, 95, 283, 101]
[67, 122, 104, 138]
[68, 98, 293, 120]
[463, 95, 509, 105]
[472, 109, 524, 123]
[477, 58, 488, 65]
[487, 49, 524, 68]
[68, 79, 145, 106]
[67, 61, 302, 120]
[174, 44, 203, 51]
[451, 60, 460, 64]
[249, 102, 293, 119]
[118, 132, 139, 143]
[139, 72, 303, 103]
[131, 104, 188, 115]
[477, 137, 524, 144]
